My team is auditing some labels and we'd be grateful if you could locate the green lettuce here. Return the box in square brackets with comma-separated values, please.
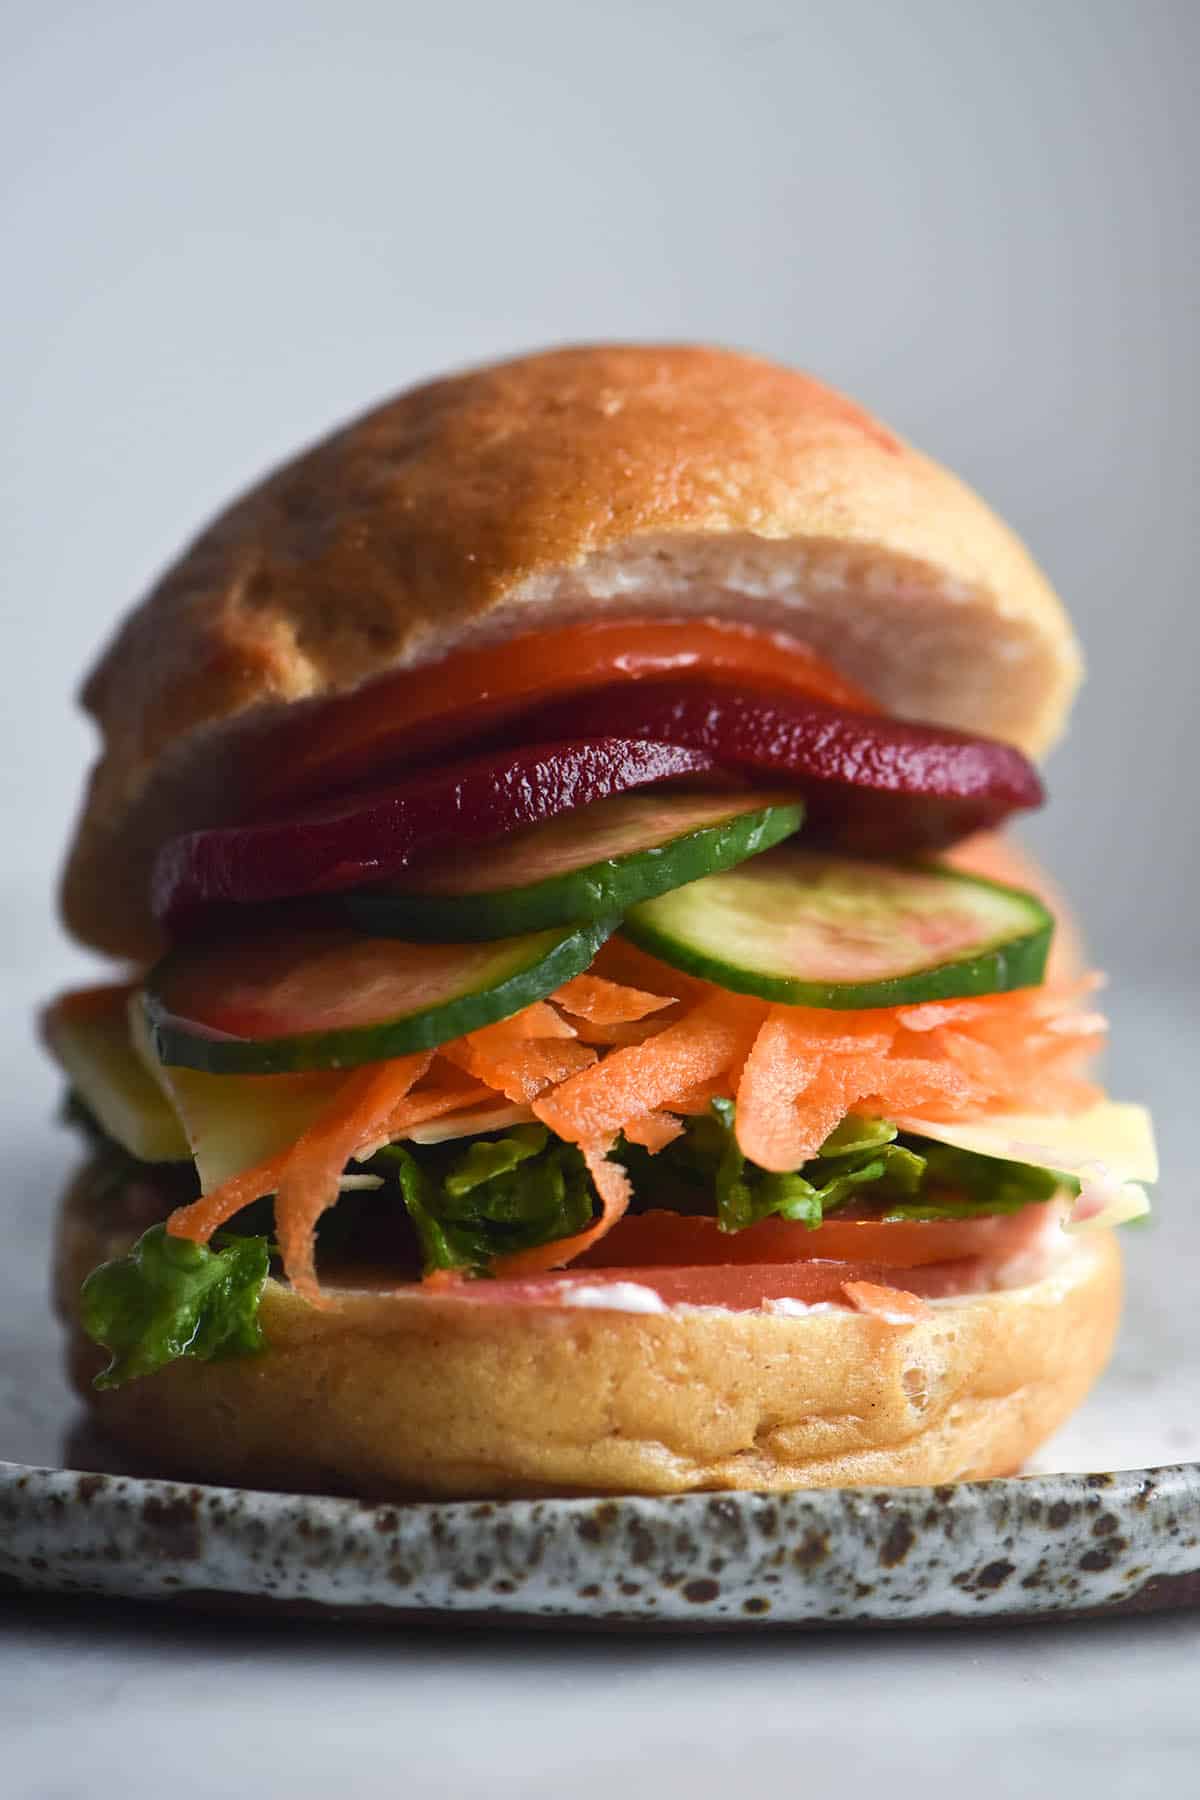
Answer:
[368, 1124, 594, 1274]
[618, 1102, 1062, 1230]
[877, 1140, 1065, 1219]
[77, 1112, 1067, 1388]
[81, 1224, 269, 1389]
[618, 1102, 924, 1231]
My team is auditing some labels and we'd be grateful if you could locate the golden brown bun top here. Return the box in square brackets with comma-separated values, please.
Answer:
[63, 344, 1082, 958]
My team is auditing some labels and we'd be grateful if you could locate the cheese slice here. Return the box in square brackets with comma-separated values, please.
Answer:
[129, 998, 352, 1190]
[891, 1102, 1158, 1186]
[44, 991, 190, 1163]
[405, 1103, 534, 1144]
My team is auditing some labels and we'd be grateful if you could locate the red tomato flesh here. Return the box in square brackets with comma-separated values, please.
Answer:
[576, 1205, 1052, 1271]
[247, 617, 877, 814]
[429, 1256, 998, 1311]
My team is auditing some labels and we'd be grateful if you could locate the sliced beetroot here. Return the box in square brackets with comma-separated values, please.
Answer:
[509, 684, 1043, 852]
[152, 738, 721, 930]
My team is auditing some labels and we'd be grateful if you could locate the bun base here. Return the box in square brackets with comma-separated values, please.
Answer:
[56, 1161, 1120, 1499]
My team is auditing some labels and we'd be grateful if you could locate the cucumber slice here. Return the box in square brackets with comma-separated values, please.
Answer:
[144, 920, 613, 1075]
[342, 794, 804, 939]
[622, 850, 1053, 1009]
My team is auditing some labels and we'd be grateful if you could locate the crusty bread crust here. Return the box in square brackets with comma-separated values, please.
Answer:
[57, 1164, 1120, 1499]
[61, 345, 1082, 958]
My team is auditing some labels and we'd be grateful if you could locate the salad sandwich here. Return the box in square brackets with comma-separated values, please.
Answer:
[47, 345, 1156, 1497]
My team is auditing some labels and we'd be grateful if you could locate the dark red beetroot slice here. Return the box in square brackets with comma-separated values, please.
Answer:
[507, 684, 1044, 853]
[152, 738, 720, 929]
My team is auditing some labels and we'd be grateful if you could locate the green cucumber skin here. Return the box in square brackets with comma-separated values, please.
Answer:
[145, 919, 615, 1076]
[341, 803, 804, 940]
[621, 864, 1054, 1011]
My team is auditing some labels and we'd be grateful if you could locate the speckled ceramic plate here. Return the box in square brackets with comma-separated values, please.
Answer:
[3, 984, 1197, 1627]
[3, 1457, 1200, 1626]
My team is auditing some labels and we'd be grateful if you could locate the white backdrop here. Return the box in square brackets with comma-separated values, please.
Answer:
[2, 0, 1196, 987]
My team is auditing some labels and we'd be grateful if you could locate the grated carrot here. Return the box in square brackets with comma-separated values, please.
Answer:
[586, 934, 711, 1003]
[272, 1053, 433, 1302]
[562, 1017, 671, 1048]
[551, 973, 675, 1025]
[482, 999, 578, 1040]
[734, 981, 1103, 1171]
[665, 1079, 732, 1115]
[383, 1081, 498, 1137]
[442, 1024, 597, 1103]
[167, 1052, 432, 1300]
[841, 1280, 932, 1325]
[622, 1112, 687, 1152]
[534, 990, 764, 1147]
[165, 1151, 293, 1246]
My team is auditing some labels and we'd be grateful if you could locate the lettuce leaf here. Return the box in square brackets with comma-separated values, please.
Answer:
[878, 1140, 1065, 1219]
[76, 1111, 1069, 1388]
[617, 1102, 1063, 1232]
[615, 1102, 910, 1231]
[81, 1223, 269, 1389]
[368, 1124, 594, 1274]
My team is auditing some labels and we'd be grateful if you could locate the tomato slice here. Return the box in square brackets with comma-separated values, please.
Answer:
[427, 1257, 990, 1312]
[248, 618, 877, 814]
[575, 1206, 1051, 1271]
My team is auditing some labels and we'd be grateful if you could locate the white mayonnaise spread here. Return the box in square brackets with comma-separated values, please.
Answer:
[760, 1297, 840, 1318]
[928, 1202, 1081, 1305]
[559, 1281, 669, 1315]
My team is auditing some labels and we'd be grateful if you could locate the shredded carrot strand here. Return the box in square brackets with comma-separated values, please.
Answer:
[587, 934, 711, 1002]
[442, 1029, 596, 1102]
[734, 1010, 826, 1171]
[563, 1017, 670, 1048]
[734, 980, 1104, 1169]
[665, 1079, 731, 1115]
[165, 1152, 293, 1245]
[166, 1052, 432, 1299]
[273, 1053, 432, 1302]
[551, 973, 675, 1024]
[622, 1112, 687, 1152]
[480, 1000, 578, 1040]
[842, 1280, 932, 1324]
[534, 991, 763, 1146]
[384, 1082, 497, 1134]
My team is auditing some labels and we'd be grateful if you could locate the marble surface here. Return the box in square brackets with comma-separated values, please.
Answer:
[2, 888, 1198, 1793]
[4, 1597, 1199, 1799]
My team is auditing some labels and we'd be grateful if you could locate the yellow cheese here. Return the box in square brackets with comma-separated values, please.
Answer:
[44, 993, 191, 1163]
[891, 1101, 1158, 1185]
[129, 998, 351, 1191]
